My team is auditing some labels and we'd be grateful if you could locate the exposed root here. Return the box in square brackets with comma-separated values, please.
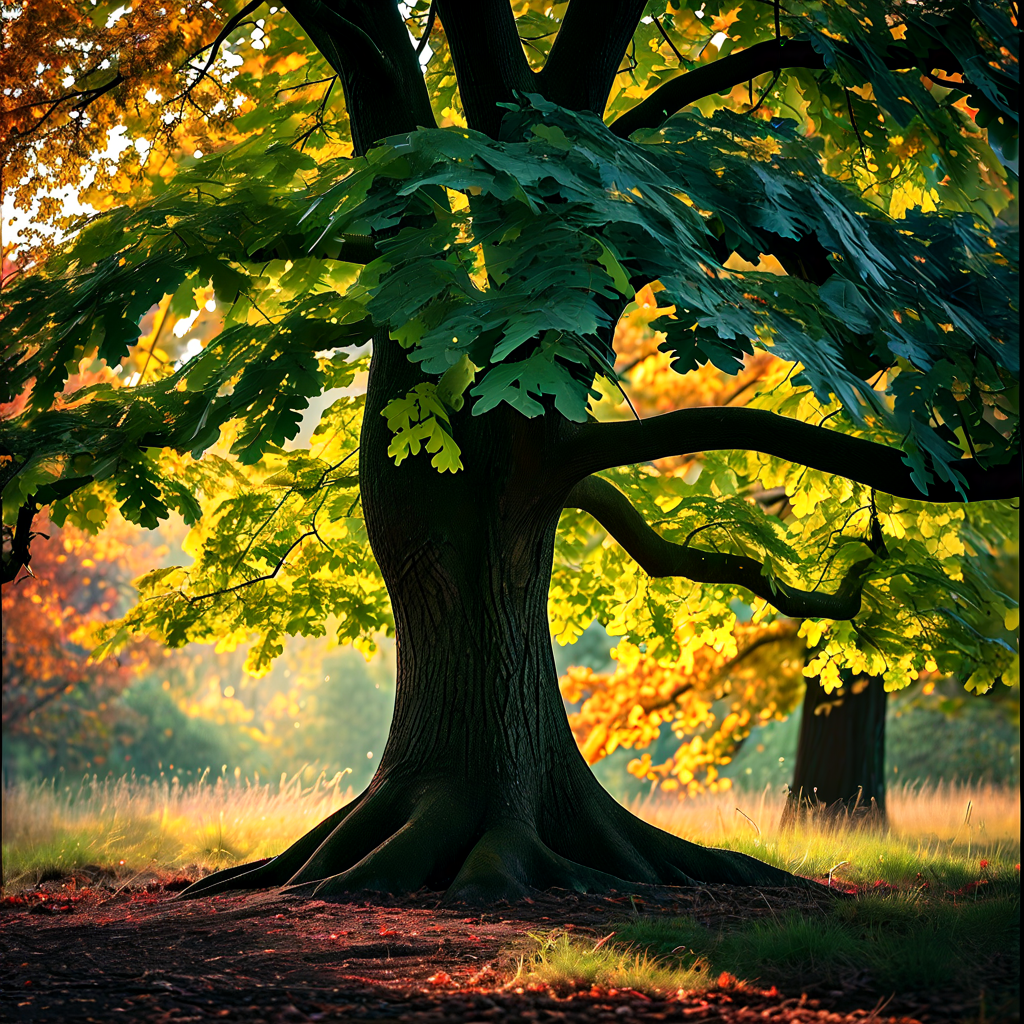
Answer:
[177, 800, 360, 900]
[180, 779, 818, 905]
[303, 794, 478, 899]
[444, 824, 629, 905]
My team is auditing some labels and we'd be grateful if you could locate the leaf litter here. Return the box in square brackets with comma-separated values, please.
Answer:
[3, 874, 1014, 1022]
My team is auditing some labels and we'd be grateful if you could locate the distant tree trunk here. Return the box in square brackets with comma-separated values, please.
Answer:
[783, 670, 888, 827]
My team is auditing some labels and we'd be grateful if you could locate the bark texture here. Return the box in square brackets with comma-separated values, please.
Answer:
[784, 671, 888, 827]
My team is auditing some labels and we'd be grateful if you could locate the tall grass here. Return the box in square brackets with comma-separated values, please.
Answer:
[3, 774, 1019, 892]
[2, 768, 354, 889]
[631, 781, 1021, 888]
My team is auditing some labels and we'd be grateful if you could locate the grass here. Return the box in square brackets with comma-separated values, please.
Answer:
[1, 768, 354, 889]
[631, 780, 1021, 890]
[513, 783, 1020, 1005]
[518, 887, 1020, 1000]
[3, 773, 1019, 895]
[4, 773, 1020, 1010]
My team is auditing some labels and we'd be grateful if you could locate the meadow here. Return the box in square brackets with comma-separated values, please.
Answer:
[2, 771, 1017, 892]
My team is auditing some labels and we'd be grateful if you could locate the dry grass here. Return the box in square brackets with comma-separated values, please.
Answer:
[1, 768, 354, 890]
[631, 781, 1021, 888]
[3, 774, 1019, 892]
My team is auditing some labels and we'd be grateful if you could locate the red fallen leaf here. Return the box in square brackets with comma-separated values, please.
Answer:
[379, 926, 398, 936]
[717, 972, 737, 988]
[526, 982, 546, 992]
[427, 972, 452, 987]
[468, 935, 480, 941]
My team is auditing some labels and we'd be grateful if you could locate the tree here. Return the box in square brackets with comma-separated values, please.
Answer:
[1, 1, 1018, 903]
[1, 509, 158, 770]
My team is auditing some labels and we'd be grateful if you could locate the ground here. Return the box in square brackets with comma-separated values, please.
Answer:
[2, 873, 1016, 1023]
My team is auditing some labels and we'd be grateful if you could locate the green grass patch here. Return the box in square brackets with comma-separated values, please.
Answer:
[521, 884, 1020, 999]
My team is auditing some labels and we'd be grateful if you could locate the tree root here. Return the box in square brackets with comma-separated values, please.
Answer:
[179, 777, 814, 904]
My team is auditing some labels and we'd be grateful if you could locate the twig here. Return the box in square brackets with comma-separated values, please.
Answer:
[653, 16, 687, 64]
[416, 0, 437, 57]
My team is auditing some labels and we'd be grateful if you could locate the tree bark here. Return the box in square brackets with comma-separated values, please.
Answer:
[784, 670, 887, 827]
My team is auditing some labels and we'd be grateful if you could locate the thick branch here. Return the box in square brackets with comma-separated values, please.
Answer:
[434, 0, 534, 137]
[1, 503, 37, 586]
[538, 0, 648, 115]
[566, 476, 876, 619]
[609, 38, 960, 137]
[564, 408, 1021, 503]
[249, 232, 378, 264]
[285, 0, 435, 154]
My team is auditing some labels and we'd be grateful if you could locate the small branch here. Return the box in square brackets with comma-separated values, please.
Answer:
[416, 0, 437, 57]
[652, 16, 687, 65]
[9, 73, 126, 141]
[637, 622, 799, 716]
[172, 0, 264, 104]
[189, 530, 315, 603]
[565, 476, 876, 620]
[747, 68, 780, 116]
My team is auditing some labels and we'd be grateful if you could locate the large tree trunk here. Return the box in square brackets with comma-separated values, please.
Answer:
[182, 338, 802, 902]
[784, 670, 887, 827]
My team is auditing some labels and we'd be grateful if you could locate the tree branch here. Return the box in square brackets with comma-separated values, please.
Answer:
[609, 38, 960, 137]
[566, 476, 876, 619]
[173, 0, 265, 104]
[537, 0, 648, 114]
[564, 408, 1021, 503]
[285, 0, 435, 154]
[434, 0, 534, 137]
[1, 503, 37, 586]
[249, 232, 378, 264]
[634, 621, 799, 716]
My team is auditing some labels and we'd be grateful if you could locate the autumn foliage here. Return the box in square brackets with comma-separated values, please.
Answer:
[1, 514, 158, 758]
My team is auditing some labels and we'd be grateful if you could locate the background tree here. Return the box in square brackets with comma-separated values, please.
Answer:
[2, 0, 1018, 902]
[556, 302, 1019, 817]
[1, 510, 157, 767]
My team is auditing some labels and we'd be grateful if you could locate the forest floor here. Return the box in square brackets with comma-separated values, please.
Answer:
[2, 871, 1018, 1024]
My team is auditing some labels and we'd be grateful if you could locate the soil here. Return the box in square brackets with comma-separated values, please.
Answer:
[0, 875, 1014, 1024]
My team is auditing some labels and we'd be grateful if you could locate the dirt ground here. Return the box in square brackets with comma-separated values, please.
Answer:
[0, 876, 1013, 1023]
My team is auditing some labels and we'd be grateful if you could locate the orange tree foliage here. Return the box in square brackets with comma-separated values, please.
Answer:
[1, 0, 340, 259]
[1, 512, 159, 759]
